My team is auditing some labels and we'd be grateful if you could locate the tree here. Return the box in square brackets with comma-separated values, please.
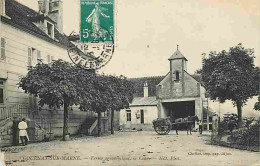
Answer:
[106, 75, 134, 134]
[19, 60, 94, 140]
[78, 74, 134, 136]
[199, 44, 259, 127]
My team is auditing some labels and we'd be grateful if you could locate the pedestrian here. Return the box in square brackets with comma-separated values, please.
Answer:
[18, 118, 29, 146]
[198, 120, 203, 134]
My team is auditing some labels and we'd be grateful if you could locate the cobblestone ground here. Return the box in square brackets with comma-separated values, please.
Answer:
[1, 131, 259, 166]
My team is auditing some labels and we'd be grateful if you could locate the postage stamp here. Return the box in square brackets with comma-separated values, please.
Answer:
[68, 0, 115, 70]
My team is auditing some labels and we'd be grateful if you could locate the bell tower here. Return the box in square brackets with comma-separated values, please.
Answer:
[168, 45, 188, 96]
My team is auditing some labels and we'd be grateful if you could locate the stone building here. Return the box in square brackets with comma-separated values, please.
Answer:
[120, 47, 215, 131]
[0, 0, 100, 147]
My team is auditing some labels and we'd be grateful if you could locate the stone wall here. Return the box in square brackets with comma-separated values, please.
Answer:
[0, 110, 92, 148]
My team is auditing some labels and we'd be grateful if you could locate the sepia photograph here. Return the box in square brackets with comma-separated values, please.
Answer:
[0, 0, 259, 165]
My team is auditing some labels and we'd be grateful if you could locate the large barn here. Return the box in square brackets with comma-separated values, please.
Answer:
[120, 48, 215, 131]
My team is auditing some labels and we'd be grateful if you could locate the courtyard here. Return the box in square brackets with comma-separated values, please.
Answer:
[1, 131, 259, 166]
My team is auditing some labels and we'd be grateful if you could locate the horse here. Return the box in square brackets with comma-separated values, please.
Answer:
[173, 115, 199, 135]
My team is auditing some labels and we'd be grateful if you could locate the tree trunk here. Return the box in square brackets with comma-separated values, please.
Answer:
[236, 100, 243, 128]
[111, 109, 114, 134]
[97, 112, 102, 137]
[63, 98, 70, 141]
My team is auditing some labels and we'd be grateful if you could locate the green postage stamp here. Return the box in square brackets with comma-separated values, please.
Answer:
[80, 0, 114, 43]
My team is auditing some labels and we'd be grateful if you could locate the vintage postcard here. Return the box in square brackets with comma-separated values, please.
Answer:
[0, 0, 259, 166]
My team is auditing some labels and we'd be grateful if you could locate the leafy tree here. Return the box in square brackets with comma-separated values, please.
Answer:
[19, 60, 94, 140]
[199, 44, 259, 127]
[79, 74, 134, 136]
[106, 75, 134, 134]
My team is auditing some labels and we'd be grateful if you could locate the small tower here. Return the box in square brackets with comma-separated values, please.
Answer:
[168, 45, 187, 82]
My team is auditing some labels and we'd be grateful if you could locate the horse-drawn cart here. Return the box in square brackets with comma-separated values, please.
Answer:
[152, 118, 172, 135]
[152, 116, 199, 135]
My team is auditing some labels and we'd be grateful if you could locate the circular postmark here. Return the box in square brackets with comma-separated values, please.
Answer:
[68, 27, 114, 70]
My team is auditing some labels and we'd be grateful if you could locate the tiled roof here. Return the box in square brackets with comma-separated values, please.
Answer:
[128, 76, 164, 97]
[168, 50, 187, 61]
[3, 0, 74, 49]
[130, 96, 157, 106]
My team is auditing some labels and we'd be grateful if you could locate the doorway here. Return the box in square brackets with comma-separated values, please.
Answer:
[140, 110, 144, 124]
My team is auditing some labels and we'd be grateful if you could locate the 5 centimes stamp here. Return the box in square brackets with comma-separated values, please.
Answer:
[68, 0, 115, 70]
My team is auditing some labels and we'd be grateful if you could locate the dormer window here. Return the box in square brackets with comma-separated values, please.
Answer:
[47, 22, 54, 39]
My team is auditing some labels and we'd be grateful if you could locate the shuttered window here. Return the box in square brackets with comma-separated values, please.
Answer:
[37, 50, 41, 63]
[1, 38, 6, 59]
[173, 71, 180, 81]
[126, 110, 131, 121]
[28, 48, 32, 66]
[0, 80, 5, 104]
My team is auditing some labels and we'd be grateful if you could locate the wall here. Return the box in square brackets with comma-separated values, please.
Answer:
[0, 22, 71, 107]
[158, 72, 200, 99]
[0, 110, 90, 148]
[120, 106, 158, 130]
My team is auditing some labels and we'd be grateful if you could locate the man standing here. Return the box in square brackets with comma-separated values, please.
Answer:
[18, 118, 29, 146]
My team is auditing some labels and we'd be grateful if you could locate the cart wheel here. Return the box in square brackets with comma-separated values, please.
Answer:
[154, 125, 171, 135]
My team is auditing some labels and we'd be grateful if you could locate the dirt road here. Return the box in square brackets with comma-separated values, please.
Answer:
[2, 131, 259, 166]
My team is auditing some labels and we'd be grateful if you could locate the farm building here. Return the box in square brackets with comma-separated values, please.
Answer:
[120, 48, 216, 131]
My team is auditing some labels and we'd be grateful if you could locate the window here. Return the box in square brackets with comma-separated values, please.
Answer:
[203, 113, 207, 123]
[209, 116, 212, 122]
[47, 22, 54, 38]
[203, 124, 208, 130]
[0, 80, 5, 104]
[175, 71, 179, 81]
[47, 55, 50, 62]
[36, 50, 41, 63]
[126, 110, 131, 121]
[173, 71, 180, 81]
[51, 55, 54, 62]
[28, 48, 32, 66]
[1, 38, 6, 59]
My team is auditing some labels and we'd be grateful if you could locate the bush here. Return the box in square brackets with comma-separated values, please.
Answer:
[231, 119, 259, 147]
[218, 120, 229, 135]
[218, 113, 238, 135]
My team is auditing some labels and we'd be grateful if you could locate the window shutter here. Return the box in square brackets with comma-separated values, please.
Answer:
[47, 55, 51, 63]
[28, 48, 32, 66]
[37, 50, 41, 63]
[1, 38, 5, 59]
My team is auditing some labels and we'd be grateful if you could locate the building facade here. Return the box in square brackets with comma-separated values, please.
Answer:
[0, 0, 99, 147]
[120, 48, 215, 131]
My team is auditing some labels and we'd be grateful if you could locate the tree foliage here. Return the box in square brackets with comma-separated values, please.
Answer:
[199, 44, 259, 126]
[19, 60, 135, 138]
[79, 74, 135, 136]
[19, 60, 95, 139]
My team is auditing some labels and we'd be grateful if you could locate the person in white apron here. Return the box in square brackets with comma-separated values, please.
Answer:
[18, 118, 29, 146]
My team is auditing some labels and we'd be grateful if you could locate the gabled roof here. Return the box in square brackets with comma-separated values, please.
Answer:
[168, 50, 188, 61]
[128, 76, 164, 97]
[130, 96, 157, 106]
[203, 107, 217, 116]
[3, 0, 74, 49]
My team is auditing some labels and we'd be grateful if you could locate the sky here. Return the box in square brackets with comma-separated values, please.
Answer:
[17, 0, 260, 117]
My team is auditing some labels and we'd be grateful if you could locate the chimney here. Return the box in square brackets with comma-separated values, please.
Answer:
[48, 0, 63, 32]
[143, 81, 149, 97]
[38, 0, 49, 14]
